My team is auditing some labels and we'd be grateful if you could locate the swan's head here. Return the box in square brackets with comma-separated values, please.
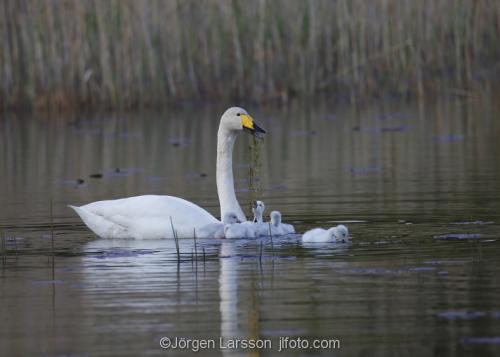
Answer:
[252, 200, 265, 221]
[333, 225, 349, 243]
[222, 212, 241, 224]
[270, 211, 281, 226]
[221, 107, 266, 136]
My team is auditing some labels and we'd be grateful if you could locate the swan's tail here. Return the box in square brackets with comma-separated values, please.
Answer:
[68, 205, 128, 238]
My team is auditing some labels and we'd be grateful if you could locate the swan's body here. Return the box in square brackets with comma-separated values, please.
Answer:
[70, 107, 265, 239]
[301, 225, 350, 243]
[69, 195, 218, 239]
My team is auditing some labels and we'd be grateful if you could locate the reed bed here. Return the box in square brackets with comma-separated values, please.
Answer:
[1, 0, 500, 110]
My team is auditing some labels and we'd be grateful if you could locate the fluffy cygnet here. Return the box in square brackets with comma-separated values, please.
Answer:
[301, 225, 350, 243]
[262, 211, 287, 236]
[224, 221, 251, 239]
[251, 200, 270, 236]
[198, 212, 239, 238]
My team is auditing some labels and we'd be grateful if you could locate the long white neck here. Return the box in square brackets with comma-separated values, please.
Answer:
[217, 126, 246, 222]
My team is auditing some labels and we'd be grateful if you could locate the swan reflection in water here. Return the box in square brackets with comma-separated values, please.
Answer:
[219, 240, 260, 356]
[80, 237, 259, 355]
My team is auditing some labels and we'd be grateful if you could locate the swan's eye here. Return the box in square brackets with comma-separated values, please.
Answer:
[237, 113, 241, 116]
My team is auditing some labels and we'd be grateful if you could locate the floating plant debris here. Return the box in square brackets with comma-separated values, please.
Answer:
[460, 336, 500, 345]
[89, 173, 103, 179]
[103, 167, 144, 177]
[342, 268, 405, 274]
[451, 220, 495, 225]
[433, 233, 483, 240]
[408, 266, 436, 272]
[184, 172, 208, 179]
[169, 137, 191, 147]
[437, 310, 487, 320]
[423, 259, 471, 265]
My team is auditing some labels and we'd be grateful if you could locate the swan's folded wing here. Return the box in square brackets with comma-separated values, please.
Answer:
[69, 205, 131, 238]
[106, 214, 131, 229]
[74, 195, 218, 239]
[83, 195, 218, 224]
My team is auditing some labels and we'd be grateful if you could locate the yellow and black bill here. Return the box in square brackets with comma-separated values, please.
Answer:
[241, 114, 266, 136]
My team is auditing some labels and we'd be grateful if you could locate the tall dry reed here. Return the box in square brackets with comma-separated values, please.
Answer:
[1, 0, 499, 110]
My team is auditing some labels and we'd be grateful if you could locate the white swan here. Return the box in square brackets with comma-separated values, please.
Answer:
[70, 107, 265, 239]
[301, 225, 350, 243]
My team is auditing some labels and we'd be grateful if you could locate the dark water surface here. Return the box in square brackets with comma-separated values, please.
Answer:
[1, 96, 500, 356]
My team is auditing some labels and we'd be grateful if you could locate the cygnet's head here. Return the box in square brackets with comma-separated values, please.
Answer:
[220, 107, 266, 136]
[222, 212, 240, 224]
[333, 225, 349, 242]
[252, 200, 265, 222]
[270, 211, 282, 226]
